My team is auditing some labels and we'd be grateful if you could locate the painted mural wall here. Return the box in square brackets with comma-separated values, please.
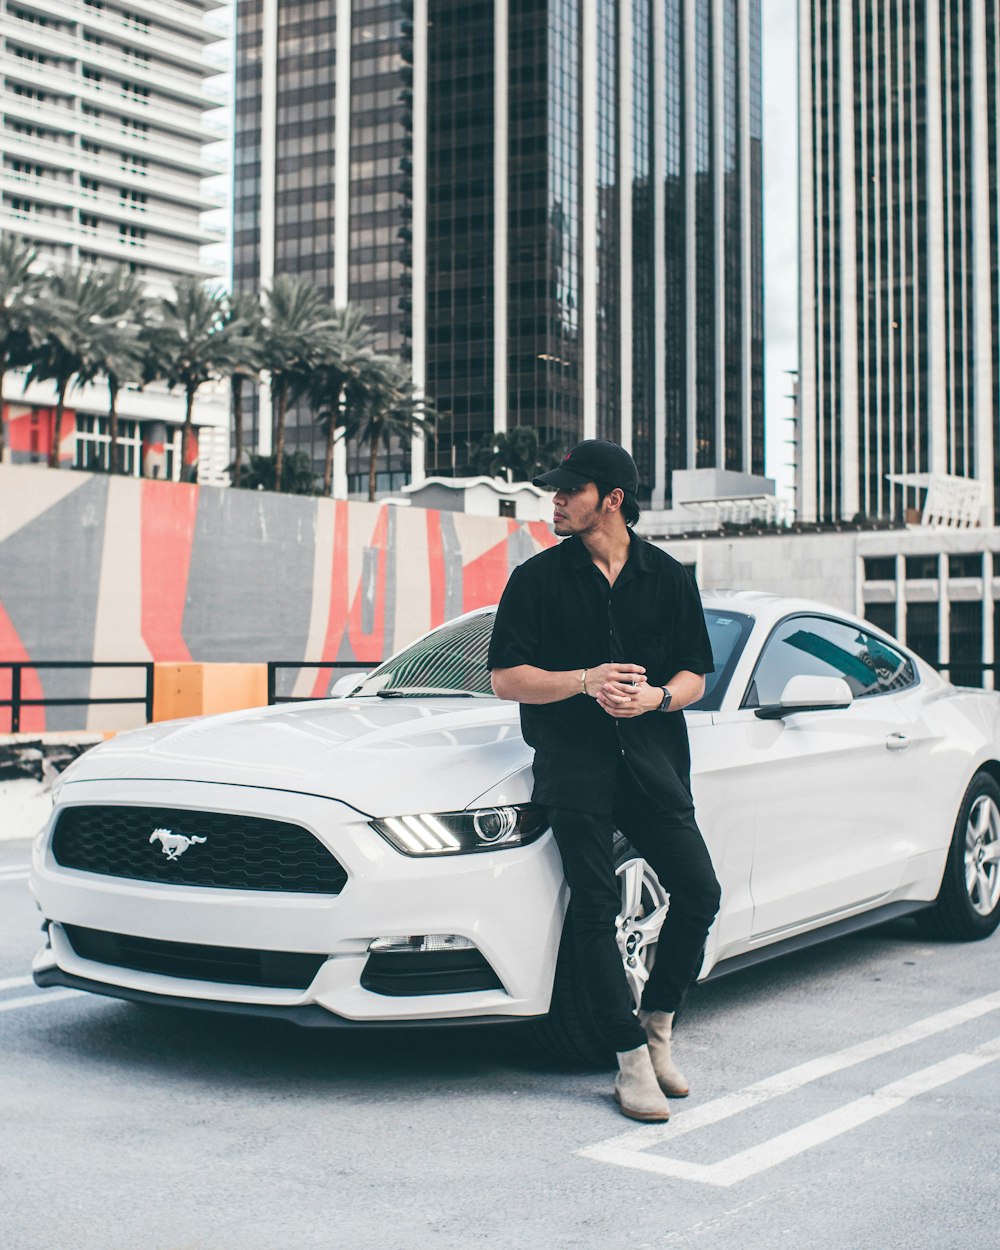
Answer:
[0, 465, 556, 732]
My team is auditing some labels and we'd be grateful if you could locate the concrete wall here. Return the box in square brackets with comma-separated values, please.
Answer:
[0, 465, 555, 731]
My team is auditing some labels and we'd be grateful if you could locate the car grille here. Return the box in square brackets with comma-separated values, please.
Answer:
[64, 925, 327, 990]
[51, 805, 348, 894]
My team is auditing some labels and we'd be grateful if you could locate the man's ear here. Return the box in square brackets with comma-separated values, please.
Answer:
[604, 487, 624, 514]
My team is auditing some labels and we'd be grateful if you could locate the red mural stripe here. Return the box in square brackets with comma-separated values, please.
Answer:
[527, 520, 558, 550]
[462, 522, 519, 615]
[426, 509, 446, 627]
[311, 500, 351, 697]
[140, 479, 198, 662]
[0, 600, 45, 733]
[347, 506, 388, 664]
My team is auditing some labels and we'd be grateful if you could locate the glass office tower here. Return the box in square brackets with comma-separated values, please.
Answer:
[235, 0, 764, 503]
[800, 1, 1000, 525]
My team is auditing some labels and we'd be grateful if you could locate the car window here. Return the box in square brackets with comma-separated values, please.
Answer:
[351, 605, 753, 705]
[352, 613, 496, 696]
[742, 615, 917, 708]
[691, 609, 755, 711]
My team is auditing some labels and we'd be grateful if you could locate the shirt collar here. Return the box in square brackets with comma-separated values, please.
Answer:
[563, 531, 653, 575]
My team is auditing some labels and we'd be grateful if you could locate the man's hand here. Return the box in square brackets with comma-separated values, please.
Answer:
[596, 669, 707, 718]
[595, 669, 659, 718]
[585, 663, 646, 704]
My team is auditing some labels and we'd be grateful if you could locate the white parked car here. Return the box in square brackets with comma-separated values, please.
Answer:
[31, 591, 1000, 1061]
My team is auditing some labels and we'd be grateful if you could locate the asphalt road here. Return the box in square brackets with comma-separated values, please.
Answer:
[2, 835, 998, 1250]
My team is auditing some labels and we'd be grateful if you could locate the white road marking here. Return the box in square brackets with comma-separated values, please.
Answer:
[585, 1035, 1000, 1187]
[0, 989, 80, 1014]
[0, 975, 34, 993]
[579, 989, 1000, 1185]
[0, 872, 29, 883]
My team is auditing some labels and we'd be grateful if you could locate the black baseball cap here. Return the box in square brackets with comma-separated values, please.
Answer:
[533, 439, 639, 494]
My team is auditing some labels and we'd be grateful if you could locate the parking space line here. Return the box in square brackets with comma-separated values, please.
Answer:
[0, 975, 34, 993]
[583, 1035, 1000, 1187]
[0, 872, 29, 883]
[578, 989, 1000, 1183]
[0, 990, 80, 1014]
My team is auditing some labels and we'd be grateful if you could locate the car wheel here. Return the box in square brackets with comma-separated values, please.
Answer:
[531, 832, 669, 1066]
[916, 771, 1000, 941]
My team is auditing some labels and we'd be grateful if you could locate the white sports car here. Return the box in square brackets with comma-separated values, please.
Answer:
[31, 591, 1000, 1061]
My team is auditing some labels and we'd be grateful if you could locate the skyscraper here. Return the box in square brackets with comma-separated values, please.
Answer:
[235, 0, 764, 502]
[799, 1, 1000, 525]
[0, 0, 225, 289]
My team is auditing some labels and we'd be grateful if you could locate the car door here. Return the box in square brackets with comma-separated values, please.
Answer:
[720, 614, 926, 940]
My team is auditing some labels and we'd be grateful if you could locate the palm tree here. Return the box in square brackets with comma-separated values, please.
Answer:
[235, 449, 318, 495]
[27, 265, 113, 469]
[89, 268, 147, 474]
[0, 236, 42, 464]
[472, 424, 565, 483]
[260, 276, 336, 491]
[309, 304, 379, 496]
[344, 356, 435, 502]
[147, 278, 236, 483]
[222, 291, 263, 489]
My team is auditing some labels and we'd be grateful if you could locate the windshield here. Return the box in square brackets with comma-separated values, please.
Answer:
[349, 606, 754, 707]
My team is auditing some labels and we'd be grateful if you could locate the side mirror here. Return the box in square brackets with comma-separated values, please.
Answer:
[330, 671, 369, 698]
[754, 675, 854, 720]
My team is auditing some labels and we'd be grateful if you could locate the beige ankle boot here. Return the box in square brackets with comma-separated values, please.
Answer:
[614, 1044, 671, 1122]
[639, 1010, 689, 1097]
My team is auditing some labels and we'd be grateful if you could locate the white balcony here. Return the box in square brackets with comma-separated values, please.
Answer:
[0, 207, 220, 280]
[0, 16, 223, 108]
[0, 90, 222, 177]
[0, 170, 223, 246]
[1, 132, 223, 211]
[8, 0, 221, 66]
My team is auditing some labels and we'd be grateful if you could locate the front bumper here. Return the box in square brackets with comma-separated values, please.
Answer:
[31, 778, 567, 1023]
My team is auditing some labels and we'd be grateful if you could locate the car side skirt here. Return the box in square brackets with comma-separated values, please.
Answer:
[702, 901, 932, 982]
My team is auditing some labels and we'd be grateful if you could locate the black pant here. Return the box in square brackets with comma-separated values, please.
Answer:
[548, 763, 721, 1054]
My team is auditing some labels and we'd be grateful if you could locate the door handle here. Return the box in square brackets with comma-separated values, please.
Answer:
[886, 732, 910, 751]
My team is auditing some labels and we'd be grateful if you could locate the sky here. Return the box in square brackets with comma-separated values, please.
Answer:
[761, 4, 800, 503]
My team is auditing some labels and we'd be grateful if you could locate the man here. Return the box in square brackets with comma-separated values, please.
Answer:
[487, 439, 720, 1123]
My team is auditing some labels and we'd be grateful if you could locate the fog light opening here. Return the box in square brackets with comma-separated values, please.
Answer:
[368, 934, 477, 954]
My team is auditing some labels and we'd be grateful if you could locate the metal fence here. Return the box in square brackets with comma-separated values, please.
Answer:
[266, 660, 382, 706]
[0, 661, 155, 733]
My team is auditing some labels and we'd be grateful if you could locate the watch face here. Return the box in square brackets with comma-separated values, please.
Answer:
[659, 688, 671, 712]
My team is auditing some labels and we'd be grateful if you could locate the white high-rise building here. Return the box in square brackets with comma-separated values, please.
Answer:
[0, 0, 226, 287]
[0, 0, 231, 480]
[799, 1, 1000, 526]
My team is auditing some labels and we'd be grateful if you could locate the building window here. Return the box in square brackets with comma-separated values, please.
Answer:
[949, 601, 983, 688]
[905, 555, 939, 580]
[948, 553, 983, 579]
[864, 602, 896, 638]
[73, 414, 141, 476]
[905, 602, 940, 667]
[863, 556, 896, 580]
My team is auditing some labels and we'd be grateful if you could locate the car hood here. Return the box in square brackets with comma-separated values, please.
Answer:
[59, 698, 532, 817]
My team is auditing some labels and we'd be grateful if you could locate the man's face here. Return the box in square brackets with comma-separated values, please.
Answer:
[551, 481, 605, 537]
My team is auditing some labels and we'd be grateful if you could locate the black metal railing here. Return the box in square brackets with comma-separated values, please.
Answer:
[933, 661, 1000, 686]
[0, 661, 155, 733]
[266, 660, 382, 706]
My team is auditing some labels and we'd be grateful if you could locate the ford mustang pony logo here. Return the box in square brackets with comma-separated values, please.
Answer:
[149, 828, 207, 861]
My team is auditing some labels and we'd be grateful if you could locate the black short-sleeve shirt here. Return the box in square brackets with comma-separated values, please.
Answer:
[487, 532, 714, 815]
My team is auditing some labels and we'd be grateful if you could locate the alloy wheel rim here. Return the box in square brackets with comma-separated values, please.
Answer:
[964, 794, 1000, 917]
[615, 856, 670, 1011]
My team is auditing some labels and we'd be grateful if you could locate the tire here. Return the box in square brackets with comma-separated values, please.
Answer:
[531, 831, 670, 1066]
[915, 770, 1000, 941]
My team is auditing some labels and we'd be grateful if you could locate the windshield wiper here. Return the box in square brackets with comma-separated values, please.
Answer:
[374, 688, 480, 698]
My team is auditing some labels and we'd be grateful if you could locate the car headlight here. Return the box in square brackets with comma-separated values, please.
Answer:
[371, 805, 548, 855]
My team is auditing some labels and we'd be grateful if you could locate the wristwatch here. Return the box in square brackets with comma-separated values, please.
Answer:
[657, 686, 672, 713]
